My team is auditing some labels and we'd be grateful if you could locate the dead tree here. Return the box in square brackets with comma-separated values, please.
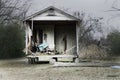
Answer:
[73, 12, 103, 49]
[0, 0, 31, 24]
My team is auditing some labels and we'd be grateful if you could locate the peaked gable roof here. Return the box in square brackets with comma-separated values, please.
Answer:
[25, 6, 80, 21]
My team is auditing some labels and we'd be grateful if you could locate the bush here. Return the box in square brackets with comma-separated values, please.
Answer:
[79, 44, 109, 59]
[107, 30, 120, 55]
[0, 23, 25, 59]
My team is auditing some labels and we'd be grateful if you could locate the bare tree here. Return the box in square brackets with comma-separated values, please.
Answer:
[0, 0, 31, 24]
[73, 12, 103, 49]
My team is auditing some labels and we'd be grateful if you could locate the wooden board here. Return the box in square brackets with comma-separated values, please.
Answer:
[27, 54, 77, 62]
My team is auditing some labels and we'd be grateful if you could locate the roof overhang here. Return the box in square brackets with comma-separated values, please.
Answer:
[24, 6, 80, 22]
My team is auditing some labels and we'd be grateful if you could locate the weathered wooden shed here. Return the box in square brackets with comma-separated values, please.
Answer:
[24, 6, 80, 56]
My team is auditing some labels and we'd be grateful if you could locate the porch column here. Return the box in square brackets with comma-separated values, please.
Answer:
[25, 26, 28, 55]
[29, 17, 33, 49]
[31, 17, 34, 31]
[25, 21, 28, 55]
[76, 22, 79, 57]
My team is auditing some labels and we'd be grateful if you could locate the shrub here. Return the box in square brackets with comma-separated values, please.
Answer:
[0, 23, 25, 59]
[79, 44, 109, 59]
[107, 30, 120, 55]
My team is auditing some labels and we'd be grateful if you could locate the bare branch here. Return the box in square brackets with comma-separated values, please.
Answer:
[73, 12, 103, 47]
[112, 6, 120, 11]
[0, 0, 31, 24]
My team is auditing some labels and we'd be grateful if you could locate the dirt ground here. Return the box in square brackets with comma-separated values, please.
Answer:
[0, 58, 120, 80]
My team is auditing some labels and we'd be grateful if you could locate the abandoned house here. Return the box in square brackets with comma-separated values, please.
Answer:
[24, 6, 80, 57]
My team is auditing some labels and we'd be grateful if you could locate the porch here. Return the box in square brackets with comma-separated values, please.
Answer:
[27, 54, 78, 64]
[26, 21, 78, 55]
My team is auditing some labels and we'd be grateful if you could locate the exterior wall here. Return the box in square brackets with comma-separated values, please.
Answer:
[55, 25, 76, 55]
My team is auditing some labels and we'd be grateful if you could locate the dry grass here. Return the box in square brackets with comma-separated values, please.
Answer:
[79, 44, 109, 59]
[0, 58, 120, 80]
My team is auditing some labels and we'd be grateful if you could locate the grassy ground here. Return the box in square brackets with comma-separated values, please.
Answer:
[0, 57, 120, 80]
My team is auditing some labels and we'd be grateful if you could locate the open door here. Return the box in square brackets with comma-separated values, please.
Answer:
[37, 29, 43, 44]
[63, 35, 67, 53]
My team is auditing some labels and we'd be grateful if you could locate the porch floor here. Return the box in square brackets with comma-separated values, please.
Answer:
[27, 53, 77, 64]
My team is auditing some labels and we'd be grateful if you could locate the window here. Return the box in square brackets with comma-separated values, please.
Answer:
[47, 8, 56, 16]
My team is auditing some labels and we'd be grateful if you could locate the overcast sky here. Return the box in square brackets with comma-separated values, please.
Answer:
[28, 0, 112, 15]
[28, 0, 118, 14]
[28, 0, 120, 24]
[27, 0, 120, 38]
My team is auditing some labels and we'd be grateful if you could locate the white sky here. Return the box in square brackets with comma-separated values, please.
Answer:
[28, 0, 114, 16]
[27, 0, 120, 38]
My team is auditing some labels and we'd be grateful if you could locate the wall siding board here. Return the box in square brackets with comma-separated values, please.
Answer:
[55, 25, 76, 54]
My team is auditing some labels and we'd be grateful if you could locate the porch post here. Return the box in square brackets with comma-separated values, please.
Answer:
[24, 21, 28, 55]
[31, 17, 33, 31]
[29, 17, 33, 49]
[25, 26, 28, 55]
[76, 22, 79, 57]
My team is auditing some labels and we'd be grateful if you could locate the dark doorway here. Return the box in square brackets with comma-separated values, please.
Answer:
[38, 29, 43, 44]
[63, 35, 67, 52]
